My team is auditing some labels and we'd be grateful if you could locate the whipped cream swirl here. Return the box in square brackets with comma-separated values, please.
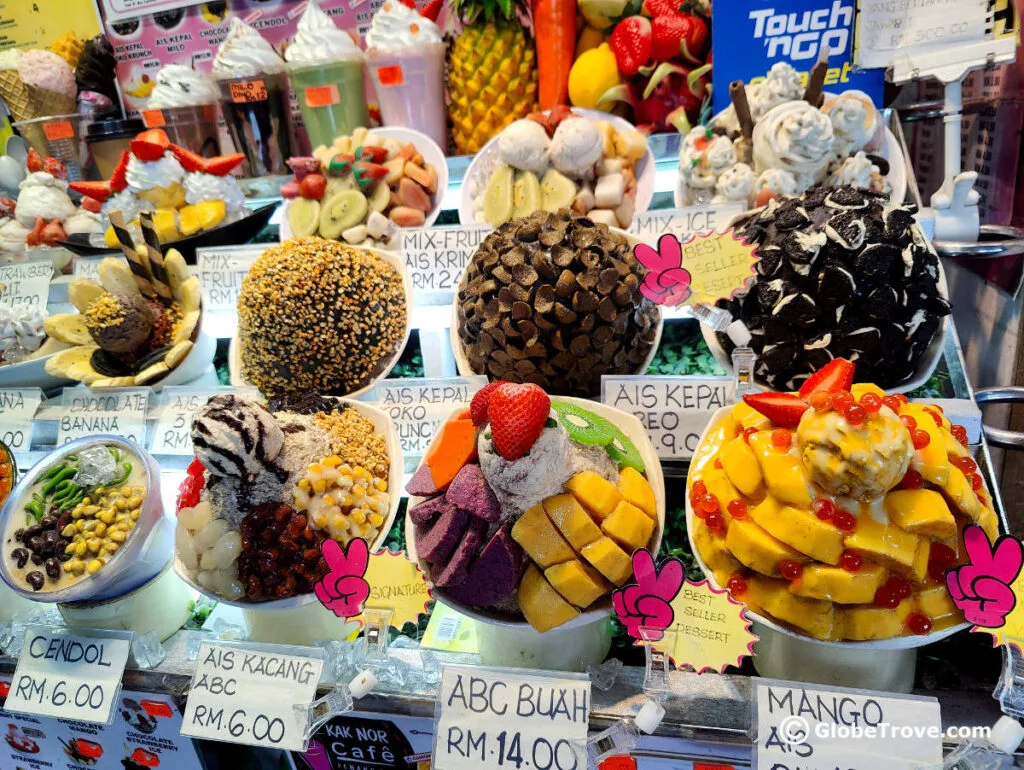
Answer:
[148, 65, 220, 108]
[212, 17, 286, 78]
[126, 154, 186, 192]
[286, 0, 364, 64]
[753, 101, 834, 189]
[366, 0, 442, 52]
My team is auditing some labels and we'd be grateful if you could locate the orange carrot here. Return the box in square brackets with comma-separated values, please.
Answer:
[533, 0, 576, 109]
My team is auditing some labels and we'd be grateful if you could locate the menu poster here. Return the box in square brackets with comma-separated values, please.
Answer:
[0, 677, 203, 770]
[292, 712, 435, 770]
[0, 0, 101, 52]
[710, 0, 884, 113]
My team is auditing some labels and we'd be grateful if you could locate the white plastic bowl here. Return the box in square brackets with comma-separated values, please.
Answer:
[405, 397, 665, 670]
[459, 108, 655, 228]
[172, 397, 404, 611]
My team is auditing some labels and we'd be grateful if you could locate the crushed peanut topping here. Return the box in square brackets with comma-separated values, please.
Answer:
[313, 408, 389, 479]
[83, 295, 124, 330]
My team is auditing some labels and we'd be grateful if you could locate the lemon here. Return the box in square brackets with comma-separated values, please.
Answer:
[568, 43, 621, 111]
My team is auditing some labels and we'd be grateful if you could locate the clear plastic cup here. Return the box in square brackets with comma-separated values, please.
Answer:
[12, 113, 88, 181]
[142, 104, 221, 158]
[367, 43, 447, 153]
[216, 71, 293, 176]
[289, 57, 369, 149]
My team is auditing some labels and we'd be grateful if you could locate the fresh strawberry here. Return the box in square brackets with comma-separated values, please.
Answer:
[169, 144, 206, 173]
[26, 147, 42, 172]
[353, 161, 388, 190]
[798, 358, 856, 400]
[650, 14, 689, 61]
[355, 145, 388, 163]
[398, 0, 416, 7]
[610, 16, 652, 77]
[526, 111, 555, 136]
[678, 13, 708, 59]
[470, 380, 509, 426]
[754, 187, 777, 207]
[81, 196, 102, 213]
[299, 173, 326, 200]
[40, 220, 67, 246]
[487, 383, 551, 460]
[421, 0, 443, 21]
[69, 180, 112, 202]
[130, 128, 170, 161]
[203, 153, 246, 176]
[742, 392, 809, 429]
[42, 156, 67, 180]
[25, 217, 45, 247]
[177, 459, 206, 512]
[0, 197, 14, 216]
[643, 0, 680, 17]
[109, 150, 130, 193]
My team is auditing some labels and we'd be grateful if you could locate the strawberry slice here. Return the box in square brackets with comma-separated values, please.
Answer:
[40, 219, 68, 246]
[203, 153, 246, 176]
[81, 196, 102, 213]
[26, 147, 42, 172]
[169, 143, 206, 173]
[470, 380, 509, 426]
[130, 128, 170, 161]
[0, 197, 15, 216]
[488, 383, 551, 460]
[798, 358, 855, 400]
[421, 0, 442, 21]
[69, 180, 112, 202]
[109, 151, 130, 193]
[742, 392, 809, 429]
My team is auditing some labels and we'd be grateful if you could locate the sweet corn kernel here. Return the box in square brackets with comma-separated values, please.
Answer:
[87, 538, 101, 553]
[87, 559, 103, 574]
[81, 497, 92, 506]
[127, 495, 142, 508]
[298, 478, 311, 492]
[99, 510, 115, 524]
[130, 510, 140, 521]
[351, 509, 367, 525]
[64, 558, 84, 574]
[330, 514, 350, 532]
[323, 455, 342, 468]
[94, 523, 107, 537]
[322, 494, 335, 506]
[74, 542, 87, 557]
[64, 542, 76, 554]
[313, 479, 327, 494]
[110, 530, 127, 543]
[352, 484, 366, 498]
[121, 486, 132, 497]
[114, 513, 129, 523]
[369, 513, 384, 527]
[127, 520, 136, 530]
[71, 508, 83, 519]
[312, 512, 328, 529]
[81, 505, 99, 516]
[61, 524, 76, 537]
[340, 464, 353, 475]
[375, 479, 387, 492]
[309, 463, 323, 475]
[104, 541, 120, 554]
[115, 499, 127, 511]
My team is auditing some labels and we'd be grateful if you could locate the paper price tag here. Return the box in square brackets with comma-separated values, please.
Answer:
[400, 226, 491, 305]
[58, 388, 149, 446]
[376, 65, 405, 86]
[433, 665, 589, 770]
[181, 642, 324, 751]
[5, 627, 132, 725]
[752, 678, 942, 769]
[601, 376, 733, 460]
[630, 204, 746, 242]
[73, 255, 122, 282]
[150, 386, 257, 455]
[229, 79, 268, 103]
[855, 0, 991, 69]
[304, 84, 340, 107]
[0, 260, 51, 308]
[142, 109, 167, 127]
[0, 388, 42, 452]
[198, 245, 262, 312]
[43, 120, 75, 141]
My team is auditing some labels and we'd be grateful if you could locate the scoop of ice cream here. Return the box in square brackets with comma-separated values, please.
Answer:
[796, 406, 914, 501]
[0, 304, 47, 356]
[824, 90, 880, 156]
[75, 35, 118, 106]
[749, 62, 804, 121]
[83, 293, 154, 353]
[498, 119, 550, 174]
[714, 163, 754, 202]
[184, 171, 247, 214]
[212, 17, 286, 78]
[126, 153, 186, 193]
[15, 172, 76, 228]
[0, 217, 29, 253]
[147, 65, 219, 108]
[828, 151, 877, 190]
[753, 101, 834, 187]
[63, 208, 101, 236]
[286, 0, 364, 64]
[19, 49, 76, 98]
[754, 168, 798, 198]
[365, 0, 443, 52]
[191, 394, 285, 479]
[548, 118, 603, 177]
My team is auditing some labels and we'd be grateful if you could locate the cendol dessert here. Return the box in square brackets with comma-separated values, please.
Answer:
[238, 237, 408, 397]
[689, 358, 998, 642]
[175, 393, 393, 602]
[3, 444, 145, 592]
[456, 210, 660, 397]
[715, 184, 950, 390]
[408, 382, 660, 633]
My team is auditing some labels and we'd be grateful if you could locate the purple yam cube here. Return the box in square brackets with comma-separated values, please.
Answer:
[408, 495, 450, 526]
[406, 463, 439, 497]
[446, 526, 525, 606]
[415, 505, 469, 564]
[433, 519, 487, 588]
[445, 463, 500, 522]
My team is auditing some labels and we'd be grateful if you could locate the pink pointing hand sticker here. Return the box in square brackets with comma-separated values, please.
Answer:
[612, 550, 684, 640]
[314, 538, 371, 618]
[947, 525, 1023, 628]
[634, 234, 692, 306]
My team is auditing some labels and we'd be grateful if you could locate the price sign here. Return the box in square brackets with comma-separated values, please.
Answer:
[229, 79, 268, 103]
[376, 65, 405, 86]
[58, 388, 149, 445]
[752, 678, 942, 769]
[854, 0, 991, 70]
[304, 84, 340, 107]
[0, 388, 42, 452]
[43, 121, 75, 141]
[601, 376, 733, 460]
[5, 627, 132, 725]
[142, 109, 167, 127]
[182, 642, 325, 751]
[151, 386, 257, 455]
[197, 246, 262, 333]
[630, 204, 746, 242]
[401, 226, 491, 305]
[433, 665, 589, 770]
[0, 260, 51, 308]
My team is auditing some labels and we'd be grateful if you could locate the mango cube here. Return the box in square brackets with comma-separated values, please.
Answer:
[977, 506, 999, 542]
[511, 504, 575, 568]
[545, 559, 610, 608]
[839, 601, 913, 641]
[617, 467, 656, 518]
[884, 489, 957, 539]
[941, 465, 981, 520]
[566, 471, 622, 520]
[725, 518, 807, 577]
[542, 493, 602, 550]
[693, 522, 742, 576]
[601, 500, 655, 551]
[518, 565, 580, 632]
[730, 401, 771, 430]
[905, 408, 949, 485]
[790, 563, 887, 604]
[748, 431, 812, 507]
[915, 584, 960, 622]
[746, 574, 837, 640]
[719, 437, 763, 497]
[851, 383, 885, 400]
[580, 536, 633, 586]
[179, 200, 226, 237]
[701, 466, 741, 508]
[843, 513, 925, 581]
[151, 207, 182, 241]
[749, 497, 845, 565]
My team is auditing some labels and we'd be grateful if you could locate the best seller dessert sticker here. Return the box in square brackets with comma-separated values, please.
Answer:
[612, 551, 756, 673]
[633, 231, 757, 307]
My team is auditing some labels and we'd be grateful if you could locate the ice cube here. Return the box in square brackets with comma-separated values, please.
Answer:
[75, 445, 120, 487]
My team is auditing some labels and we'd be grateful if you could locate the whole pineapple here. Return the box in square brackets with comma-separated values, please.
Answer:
[447, 0, 538, 155]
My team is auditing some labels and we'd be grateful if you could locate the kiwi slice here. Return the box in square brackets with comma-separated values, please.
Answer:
[606, 427, 645, 472]
[551, 400, 616, 446]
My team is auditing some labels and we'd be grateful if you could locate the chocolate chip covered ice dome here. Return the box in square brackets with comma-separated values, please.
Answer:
[717, 185, 950, 389]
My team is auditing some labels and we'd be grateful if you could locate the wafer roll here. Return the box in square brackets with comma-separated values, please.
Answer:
[108, 211, 156, 299]
[138, 211, 174, 306]
[804, 47, 830, 107]
[730, 80, 754, 139]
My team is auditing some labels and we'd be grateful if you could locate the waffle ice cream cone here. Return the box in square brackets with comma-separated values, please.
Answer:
[0, 70, 32, 121]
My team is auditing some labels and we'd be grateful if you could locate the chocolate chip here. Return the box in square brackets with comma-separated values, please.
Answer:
[535, 285, 555, 313]
[513, 263, 538, 286]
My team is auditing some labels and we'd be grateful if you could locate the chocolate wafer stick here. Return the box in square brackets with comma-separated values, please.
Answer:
[803, 46, 830, 107]
[108, 210, 157, 299]
[138, 211, 174, 306]
[730, 80, 754, 139]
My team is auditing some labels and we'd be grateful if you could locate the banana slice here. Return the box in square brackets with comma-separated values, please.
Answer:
[368, 180, 390, 213]
[541, 169, 578, 212]
[178, 277, 201, 313]
[134, 362, 169, 385]
[68, 278, 105, 313]
[99, 258, 139, 296]
[29, 338, 71, 359]
[164, 340, 194, 368]
[93, 376, 137, 388]
[175, 310, 200, 343]
[319, 190, 368, 240]
[44, 314, 93, 345]
[287, 198, 320, 237]
[67, 359, 103, 385]
[164, 250, 190, 299]
[483, 164, 514, 226]
[44, 346, 99, 379]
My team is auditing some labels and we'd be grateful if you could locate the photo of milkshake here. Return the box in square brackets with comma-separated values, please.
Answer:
[145, 64, 221, 157]
[211, 17, 291, 176]
[366, 0, 447, 152]
[284, 0, 368, 149]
